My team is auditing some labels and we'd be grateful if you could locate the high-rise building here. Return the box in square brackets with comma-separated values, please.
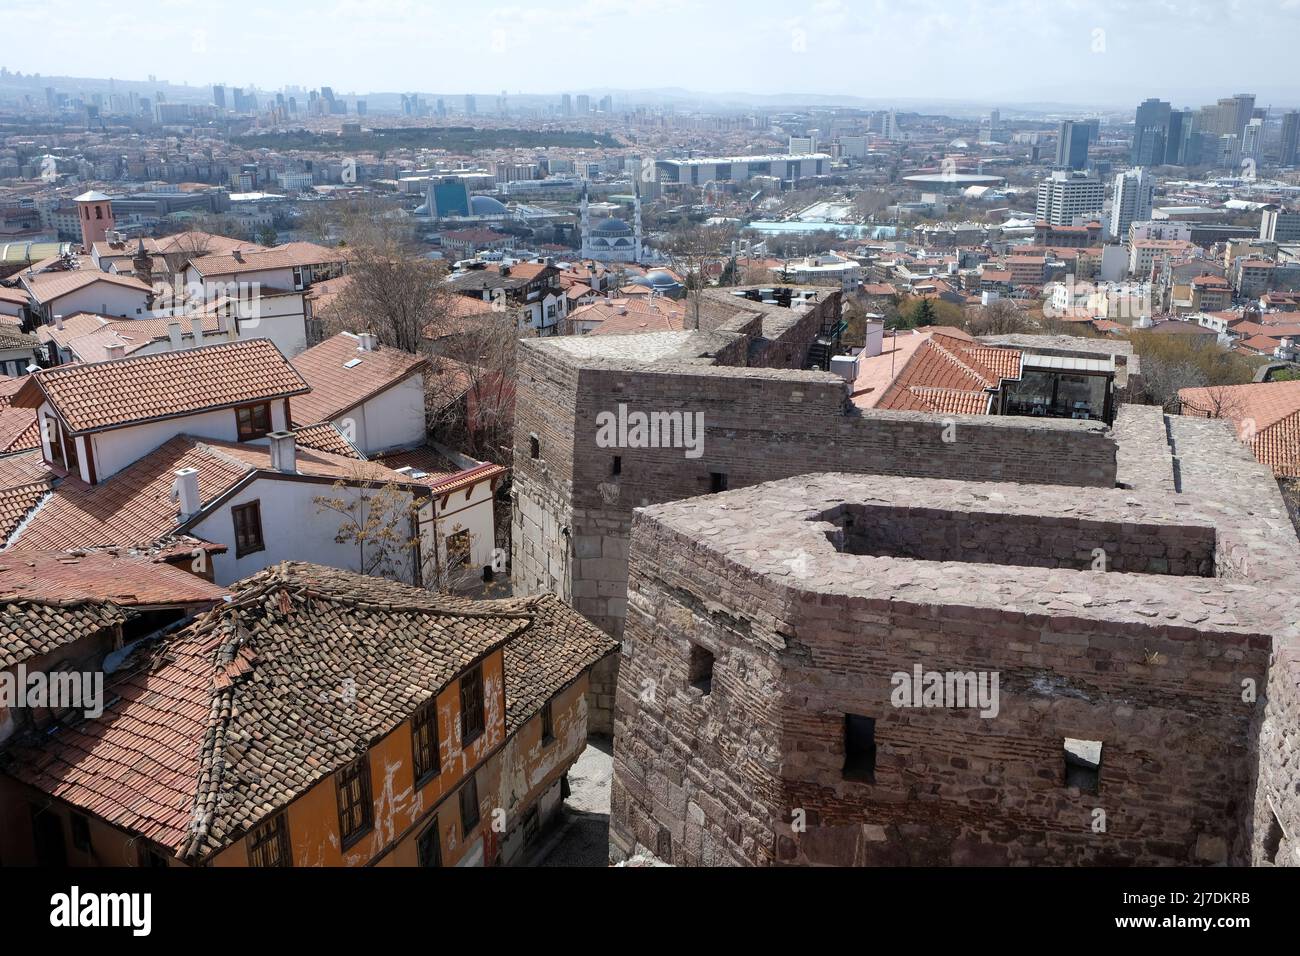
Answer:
[464, 94, 476, 116]
[1260, 207, 1300, 243]
[1035, 170, 1105, 227]
[1242, 118, 1265, 167]
[790, 134, 817, 155]
[1281, 112, 1300, 167]
[1166, 109, 1193, 164]
[1110, 167, 1155, 241]
[1132, 98, 1172, 166]
[212, 85, 226, 109]
[562, 93, 572, 116]
[1055, 120, 1091, 170]
[576, 94, 590, 114]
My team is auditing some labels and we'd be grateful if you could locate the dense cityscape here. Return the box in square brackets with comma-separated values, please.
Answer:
[0, 0, 1293, 932]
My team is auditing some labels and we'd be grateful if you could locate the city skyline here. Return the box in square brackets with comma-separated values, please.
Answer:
[5, 0, 1300, 109]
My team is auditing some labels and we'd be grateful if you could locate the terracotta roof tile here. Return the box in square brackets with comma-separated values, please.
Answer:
[289, 333, 428, 426]
[16, 338, 309, 434]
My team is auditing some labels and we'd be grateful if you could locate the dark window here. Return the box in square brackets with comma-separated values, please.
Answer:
[45, 415, 63, 467]
[529, 434, 540, 459]
[612, 455, 622, 475]
[70, 813, 91, 853]
[236, 402, 272, 441]
[459, 775, 480, 834]
[62, 426, 79, 472]
[710, 472, 728, 493]
[412, 700, 441, 785]
[232, 501, 265, 558]
[247, 812, 291, 867]
[417, 818, 441, 867]
[336, 755, 373, 848]
[688, 645, 714, 695]
[1063, 738, 1102, 793]
[95, 206, 102, 219]
[540, 699, 554, 745]
[460, 664, 485, 746]
[843, 714, 877, 782]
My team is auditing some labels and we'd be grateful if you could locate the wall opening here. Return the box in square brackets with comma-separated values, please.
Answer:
[843, 714, 877, 783]
[1064, 738, 1102, 793]
[688, 644, 714, 694]
[1263, 809, 1284, 864]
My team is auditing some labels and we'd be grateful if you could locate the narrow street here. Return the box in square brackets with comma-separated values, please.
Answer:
[529, 736, 612, 866]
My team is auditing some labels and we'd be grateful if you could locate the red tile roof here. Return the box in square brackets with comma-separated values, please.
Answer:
[289, 332, 429, 426]
[15, 338, 309, 435]
[1179, 381, 1300, 478]
[876, 330, 1021, 415]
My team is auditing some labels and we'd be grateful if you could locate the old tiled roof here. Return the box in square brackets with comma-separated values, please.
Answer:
[188, 242, 342, 277]
[1179, 380, 1300, 478]
[0, 406, 39, 452]
[289, 332, 428, 427]
[0, 550, 225, 669]
[372, 444, 507, 497]
[5, 562, 616, 860]
[876, 330, 1021, 415]
[22, 268, 151, 304]
[10, 434, 414, 553]
[15, 338, 309, 434]
[293, 421, 365, 459]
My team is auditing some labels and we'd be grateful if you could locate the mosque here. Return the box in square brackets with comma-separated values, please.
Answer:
[580, 182, 643, 264]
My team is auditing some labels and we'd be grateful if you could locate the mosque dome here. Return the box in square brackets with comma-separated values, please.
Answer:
[592, 217, 633, 237]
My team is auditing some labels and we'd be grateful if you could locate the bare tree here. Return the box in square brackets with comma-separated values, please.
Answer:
[314, 474, 424, 583]
[665, 223, 731, 332]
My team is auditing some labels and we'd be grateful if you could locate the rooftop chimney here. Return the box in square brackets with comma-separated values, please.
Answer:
[105, 342, 126, 360]
[191, 315, 205, 346]
[167, 321, 183, 350]
[172, 467, 201, 519]
[267, 430, 297, 474]
[53, 314, 63, 331]
[232, 250, 244, 263]
[356, 332, 378, 352]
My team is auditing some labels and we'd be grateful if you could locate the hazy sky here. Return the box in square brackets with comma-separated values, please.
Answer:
[6, 0, 1300, 108]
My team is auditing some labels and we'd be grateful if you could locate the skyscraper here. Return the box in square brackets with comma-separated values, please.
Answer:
[212, 85, 226, 109]
[1036, 171, 1105, 226]
[1281, 112, 1300, 167]
[1110, 167, 1155, 242]
[1242, 118, 1265, 167]
[464, 94, 477, 116]
[1132, 98, 1172, 166]
[1165, 109, 1195, 165]
[1055, 120, 1091, 170]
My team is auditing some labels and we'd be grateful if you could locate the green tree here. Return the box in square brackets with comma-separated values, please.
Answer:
[911, 298, 937, 327]
[258, 225, 278, 247]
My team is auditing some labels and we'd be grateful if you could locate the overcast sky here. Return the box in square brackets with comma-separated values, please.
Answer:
[6, 0, 1300, 109]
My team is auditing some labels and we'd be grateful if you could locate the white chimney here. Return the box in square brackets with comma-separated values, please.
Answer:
[54, 314, 64, 331]
[356, 332, 378, 352]
[168, 321, 183, 349]
[865, 319, 885, 358]
[172, 467, 201, 518]
[267, 430, 297, 473]
[191, 315, 205, 346]
[105, 342, 125, 360]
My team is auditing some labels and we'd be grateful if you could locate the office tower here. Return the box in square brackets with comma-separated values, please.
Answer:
[1242, 118, 1265, 167]
[465, 94, 476, 116]
[1281, 112, 1300, 167]
[212, 85, 226, 109]
[1035, 170, 1106, 226]
[1110, 167, 1155, 241]
[790, 134, 817, 155]
[576, 94, 590, 114]
[1055, 120, 1091, 170]
[1132, 98, 1172, 166]
[356, 100, 366, 116]
[1165, 109, 1193, 164]
[562, 93, 572, 116]
[1260, 207, 1300, 243]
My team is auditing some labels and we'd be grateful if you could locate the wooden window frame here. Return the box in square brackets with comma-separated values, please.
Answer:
[335, 754, 374, 849]
[231, 500, 265, 558]
[236, 401, 272, 441]
[247, 812, 292, 867]
[460, 664, 485, 746]
[459, 774, 480, 835]
[417, 817, 442, 868]
[411, 699, 441, 787]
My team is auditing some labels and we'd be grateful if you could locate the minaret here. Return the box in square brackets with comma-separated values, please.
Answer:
[633, 178, 643, 264]
[580, 181, 591, 261]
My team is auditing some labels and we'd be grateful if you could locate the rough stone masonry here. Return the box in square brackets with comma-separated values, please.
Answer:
[609, 407, 1300, 865]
